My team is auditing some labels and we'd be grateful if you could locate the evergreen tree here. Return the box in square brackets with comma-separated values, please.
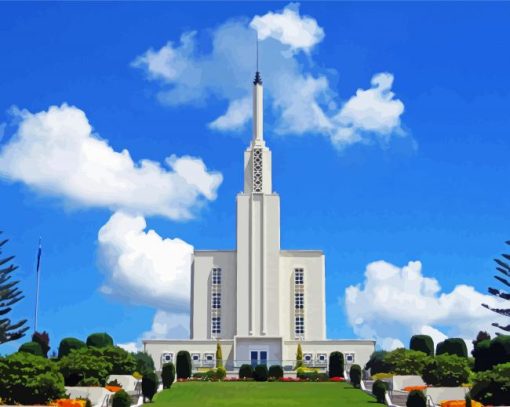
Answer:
[216, 342, 223, 368]
[0, 232, 28, 344]
[296, 342, 303, 368]
[482, 241, 510, 333]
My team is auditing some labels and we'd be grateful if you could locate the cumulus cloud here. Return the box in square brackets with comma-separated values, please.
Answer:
[98, 211, 193, 312]
[250, 3, 324, 53]
[0, 104, 222, 219]
[345, 260, 507, 350]
[132, 3, 406, 150]
[142, 311, 190, 340]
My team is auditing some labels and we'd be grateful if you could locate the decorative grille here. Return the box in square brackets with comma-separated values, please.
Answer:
[253, 148, 263, 193]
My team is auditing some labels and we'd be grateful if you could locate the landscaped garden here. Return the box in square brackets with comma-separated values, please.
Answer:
[147, 381, 375, 407]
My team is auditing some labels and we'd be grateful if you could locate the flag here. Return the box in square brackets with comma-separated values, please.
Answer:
[36, 238, 42, 274]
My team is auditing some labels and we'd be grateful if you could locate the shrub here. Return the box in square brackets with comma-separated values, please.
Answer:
[372, 379, 388, 403]
[142, 371, 158, 402]
[410, 335, 434, 356]
[0, 352, 66, 404]
[102, 346, 136, 375]
[107, 379, 122, 387]
[58, 346, 112, 386]
[383, 348, 431, 375]
[465, 394, 472, 407]
[216, 342, 223, 368]
[32, 331, 50, 358]
[328, 351, 344, 378]
[79, 376, 100, 386]
[86, 332, 114, 348]
[296, 343, 303, 368]
[296, 370, 329, 381]
[488, 335, 510, 367]
[253, 364, 268, 382]
[268, 365, 284, 379]
[436, 338, 468, 358]
[112, 389, 131, 407]
[372, 372, 394, 380]
[176, 350, 192, 379]
[365, 351, 391, 375]
[472, 339, 492, 372]
[239, 364, 253, 379]
[161, 362, 176, 388]
[133, 351, 155, 374]
[406, 390, 426, 407]
[422, 354, 470, 387]
[349, 364, 362, 388]
[58, 337, 86, 358]
[470, 362, 510, 406]
[18, 341, 44, 356]
[216, 366, 227, 380]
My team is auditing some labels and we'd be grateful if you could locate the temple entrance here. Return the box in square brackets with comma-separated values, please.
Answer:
[250, 350, 268, 367]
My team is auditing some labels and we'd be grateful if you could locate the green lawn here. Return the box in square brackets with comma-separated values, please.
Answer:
[147, 381, 377, 407]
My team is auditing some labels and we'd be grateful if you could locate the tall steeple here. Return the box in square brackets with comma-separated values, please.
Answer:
[252, 71, 264, 145]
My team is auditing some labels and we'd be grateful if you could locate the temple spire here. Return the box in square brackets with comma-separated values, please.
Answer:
[252, 71, 263, 142]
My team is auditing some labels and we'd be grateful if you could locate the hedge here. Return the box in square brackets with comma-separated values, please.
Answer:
[239, 364, 253, 379]
[372, 379, 388, 404]
[328, 351, 344, 378]
[58, 337, 86, 359]
[18, 341, 44, 357]
[142, 371, 158, 402]
[176, 350, 192, 379]
[133, 351, 155, 375]
[410, 335, 434, 356]
[406, 390, 426, 407]
[349, 364, 362, 388]
[268, 365, 284, 379]
[86, 333, 114, 348]
[253, 364, 268, 382]
[470, 362, 510, 406]
[365, 351, 391, 375]
[436, 338, 468, 358]
[162, 362, 176, 388]
[422, 354, 470, 387]
[112, 390, 131, 407]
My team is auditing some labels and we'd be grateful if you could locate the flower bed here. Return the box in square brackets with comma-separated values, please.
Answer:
[403, 385, 428, 392]
[440, 401, 483, 407]
[53, 400, 86, 407]
[105, 385, 122, 393]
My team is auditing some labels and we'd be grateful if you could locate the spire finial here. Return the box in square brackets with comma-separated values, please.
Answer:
[253, 33, 262, 85]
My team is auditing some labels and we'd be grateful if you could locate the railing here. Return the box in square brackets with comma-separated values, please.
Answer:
[192, 360, 329, 371]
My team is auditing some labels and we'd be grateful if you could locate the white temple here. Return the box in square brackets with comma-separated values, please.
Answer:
[143, 71, 375, 372]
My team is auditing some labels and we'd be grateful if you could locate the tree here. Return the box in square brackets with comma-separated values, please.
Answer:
[482, 240, 510, 333]
[349, 364, 362, 388]
[19, 341, 44, 356]
[142, 372, 158, 402]
[161, 362, 175, 389]
[365, 351, 391, 375]
[216, 342, 223, 368]
[328, 351, 344, 378]
[32, 331, 50, 358]
[296, 342, 303, 368]
[410, 335, 434, 356]
[133, 351, 155, 374]
[176, 350, 192, 379]
[58, 337, 86, 358]
[58, 346, 112, 386]
[86, 332, 114, 348]
[0, 233, 28, 344]
[436, 338, 468, 358]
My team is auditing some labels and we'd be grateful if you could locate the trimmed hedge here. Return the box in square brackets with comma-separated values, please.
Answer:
[254, 364, 268, 382]
[58, 337, 86, 358]
[328, 351, 344, 378]
[349, 364, 362, 388]
[239, 364, 253, 379]
[112, 390, 130, 407]
[161, 362, 176, 388]
[489, 335, 510, 366]
[422, 354, 470, 387]
[176, 350, 192, 379]
[268, 365, 284, 379]
[436, 338, 468, 358]
[18, 341, 44, 357]
[406, 390, 426, 407]
[472, 339, 492, 372]
[365, 351, 391, 375]
[86, 333, 114, 348]
[142, 371, 158, 402]
[372, 379, 388, 404]
[410, 335, 434, 356]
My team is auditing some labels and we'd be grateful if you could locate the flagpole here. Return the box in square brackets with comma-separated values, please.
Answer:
[34, 237, 42, 333]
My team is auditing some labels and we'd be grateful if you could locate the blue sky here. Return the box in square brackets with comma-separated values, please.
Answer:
[1, 2, 509, 355]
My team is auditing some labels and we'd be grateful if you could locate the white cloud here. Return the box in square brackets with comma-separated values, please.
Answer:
[345, 260, 507, 351]
[0, 104, 222, 220]
[209, 97, 251, 131]
[250, 3, 324, 53]
[117, 342, 140, 353]
[142, 310, 190, 340]
[132, 4, 406, 150]
[98, 211, 193, 312]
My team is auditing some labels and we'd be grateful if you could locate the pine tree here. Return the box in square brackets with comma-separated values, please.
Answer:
[482, 240, 510, 333]
[0, 232, 28, 344]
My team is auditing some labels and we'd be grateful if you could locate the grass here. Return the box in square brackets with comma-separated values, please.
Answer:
[146, 381, 377, 407]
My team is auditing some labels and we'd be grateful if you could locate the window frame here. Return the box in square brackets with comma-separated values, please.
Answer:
[212, 267, 222, 285]
[295, 268, 304, 285]
[212, 316, 221, 334]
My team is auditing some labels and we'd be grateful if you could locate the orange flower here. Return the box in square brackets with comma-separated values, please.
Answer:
[403, 386, 427, 392]
[440, 401, 484, 407]
[52, 399, 86, 407]
[105, 386, 122, 393]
